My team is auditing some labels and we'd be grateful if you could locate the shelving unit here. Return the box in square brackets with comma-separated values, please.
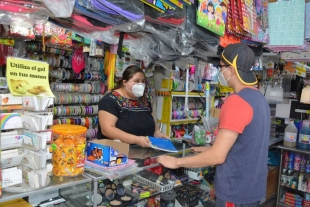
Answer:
[156, 91, 208, 138]
[276, 145, 310, 206]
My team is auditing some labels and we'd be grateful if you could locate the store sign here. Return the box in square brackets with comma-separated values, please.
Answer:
[6, 57, 54, 97]
[295, 65, 306, 78]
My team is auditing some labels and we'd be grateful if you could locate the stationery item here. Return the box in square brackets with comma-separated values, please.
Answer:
[1, 113, 23, 130]
[2, 167, 22, 187]
[268, 0, 305, 46]
[23, 130, 51, 150]
[196, 0, 227, 36]
[306, 2, 310, 40]
[21, 114, 49, 131]
[1, 149, 24, 168]
[147, 136, 178, 152]
[0, 94, 22, 105]
[74, 0, 125, 26]
[95, 0, 144, 21]
[22, 150, 47, 170]
[1, 131, 24, 149]
[22, 96, 53, 111]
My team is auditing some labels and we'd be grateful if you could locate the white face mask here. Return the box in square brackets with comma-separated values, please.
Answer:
[127, 82, 145, 97]
[218, 68, 231, 87]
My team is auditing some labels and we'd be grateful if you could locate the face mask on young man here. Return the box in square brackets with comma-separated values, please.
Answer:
[218, 67, 231, 87]
[127, 82, 145, 97]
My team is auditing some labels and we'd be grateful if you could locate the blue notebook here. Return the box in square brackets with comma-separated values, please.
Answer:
[147, 136, 178, 152]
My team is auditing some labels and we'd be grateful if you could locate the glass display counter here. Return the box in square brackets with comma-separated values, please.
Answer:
[0, 175, 91, 204]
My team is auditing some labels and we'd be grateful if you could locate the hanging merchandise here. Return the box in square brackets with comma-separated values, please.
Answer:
[8, 25, 35, 40]
[72, 46, 85, 74]
[144, 4, 185, 28]
[196, 0, 228, 36]
[237, 0, 257, 35]
[45, 26, 72, 47]
[41, 0, 75, 17]
[141, 0, 175, 13]
[105, 50, 117, 91]
[220, 34, 241, 47]
[184, 3, 220, 48]
[94, 0, 145, 23]
[305, 2, 310, 41]
[74, 0, 126, 26]
[243, 0, 269, 43]
[115, 51, 142, 78]
[6, 57, 54, 97]
[268, 0, 305, 46]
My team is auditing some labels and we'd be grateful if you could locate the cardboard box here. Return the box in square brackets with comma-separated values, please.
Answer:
[266, 166, 279, 200]
[86, 140, 129, 167]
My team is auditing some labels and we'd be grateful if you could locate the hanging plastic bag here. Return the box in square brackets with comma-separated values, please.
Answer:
[144, 5, 186, 28]
[191, 125, 206, 146]
[76, 0, 126, 25]
[42, 0, 75, 17]
[95, 0, 145, 22]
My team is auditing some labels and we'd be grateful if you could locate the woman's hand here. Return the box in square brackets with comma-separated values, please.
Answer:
[154, 130, 169, 139]
[136, 136, 151, 148]
[191, 146, 211, 152]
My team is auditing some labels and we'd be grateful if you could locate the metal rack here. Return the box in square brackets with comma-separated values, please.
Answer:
[276, 145, 310, 206]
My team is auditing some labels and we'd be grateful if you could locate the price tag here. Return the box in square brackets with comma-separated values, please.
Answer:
[140, 191, 150, 199]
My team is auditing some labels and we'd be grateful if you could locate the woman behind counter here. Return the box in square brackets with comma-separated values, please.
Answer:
[98, 65, 168, 148]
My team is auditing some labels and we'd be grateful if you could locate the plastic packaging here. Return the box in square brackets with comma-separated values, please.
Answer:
[191, 125, 206, 146]
[94, 0, 145, 22]
[144, 4, 186, 28]
[0, 11, 48, 28]
[42, 0, 75, 17]
[182, 4, 219, 46]
[284, 121, 298, 148]
[50, 124, 87, 177]
[298, 123, 310, 150]
[76, 0, 126, 25]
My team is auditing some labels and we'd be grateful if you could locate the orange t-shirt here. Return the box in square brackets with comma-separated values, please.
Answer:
[218, 94, 253, 134]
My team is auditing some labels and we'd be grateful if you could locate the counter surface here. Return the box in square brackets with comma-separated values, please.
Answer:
[129, 141, 191, 167]
[0, 175, 91, 203]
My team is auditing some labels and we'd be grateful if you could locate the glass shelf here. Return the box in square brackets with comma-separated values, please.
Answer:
[277, 145, 310, 155]
[0, 175, 91, 203]
[269, 137, 283, 146]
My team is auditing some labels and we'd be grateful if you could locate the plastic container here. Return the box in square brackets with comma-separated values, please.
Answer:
[298, 123, 310, 150]
[50, 124, 87, 177]
[284, 121, 298, 148]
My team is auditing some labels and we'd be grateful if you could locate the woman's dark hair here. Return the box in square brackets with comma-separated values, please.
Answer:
[207, 2, 215, 15]
[114, 65, 145, 90]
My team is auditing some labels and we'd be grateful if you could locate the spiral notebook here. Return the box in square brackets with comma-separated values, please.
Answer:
[147, 136, 178, 152]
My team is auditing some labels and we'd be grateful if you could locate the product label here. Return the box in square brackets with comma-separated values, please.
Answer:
[299, 134, 310, 144]
[284, 132, 297, 142]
